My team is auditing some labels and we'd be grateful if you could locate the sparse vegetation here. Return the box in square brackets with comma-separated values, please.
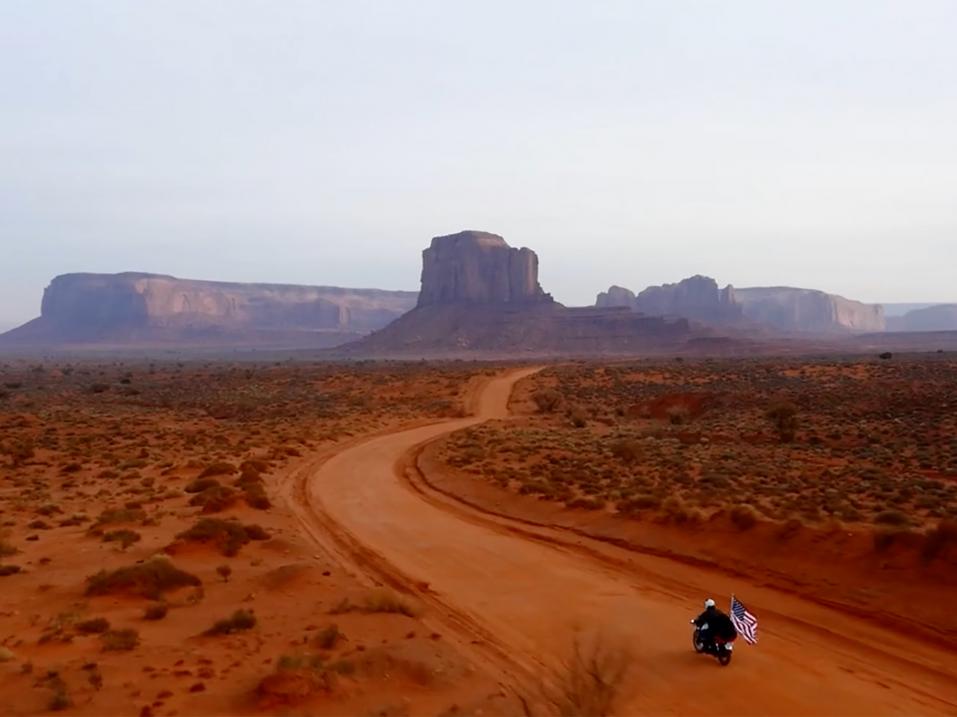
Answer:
[766, 401, 799, 443]
[330, 589, 420, 618]
[205, 609, 257, 636]
[143, 602, 168, 620]
[85, 558, 201, 599]
[442, 359, 957, 532]
[174, 518, 269, 556]
[102, 529, 142, 550]
[546, 637, 631, 717]
[101, 628, 139, 651]
[76, 617, 110, 634]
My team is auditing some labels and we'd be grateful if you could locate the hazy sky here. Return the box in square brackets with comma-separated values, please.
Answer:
[2, 0, 956, 329]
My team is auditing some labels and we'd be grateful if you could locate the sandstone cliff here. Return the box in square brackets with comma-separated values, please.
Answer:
[0, 273, 417, 348]
[634, 275, 742, 324]
[595, 285, 637, 309]
[596, 277, 884, 334]
[417, 231, 550, 306]
[340, 232, 738, 357]
[734, 287, 885, 333]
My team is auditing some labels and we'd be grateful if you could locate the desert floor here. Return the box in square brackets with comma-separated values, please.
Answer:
[1, 358, 955, 715]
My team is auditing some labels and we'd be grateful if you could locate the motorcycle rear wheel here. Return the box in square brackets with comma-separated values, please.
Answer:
[717, 651, 732, 666]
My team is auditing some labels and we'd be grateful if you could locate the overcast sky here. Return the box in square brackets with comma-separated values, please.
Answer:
[2, 0, 955, 329]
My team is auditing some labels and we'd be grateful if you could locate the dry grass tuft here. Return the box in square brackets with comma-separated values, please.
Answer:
[545, 636, 631, 717]
[330, 588, 420, 618]
[204, 609, 257, 636]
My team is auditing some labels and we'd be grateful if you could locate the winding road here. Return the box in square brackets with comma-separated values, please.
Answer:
[287, 368, 957, 715]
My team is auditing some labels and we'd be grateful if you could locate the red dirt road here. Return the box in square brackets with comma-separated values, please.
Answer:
[299, 369, 957, 715]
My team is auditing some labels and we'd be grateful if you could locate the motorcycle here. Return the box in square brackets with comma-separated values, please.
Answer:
[691, 620, 734, 666]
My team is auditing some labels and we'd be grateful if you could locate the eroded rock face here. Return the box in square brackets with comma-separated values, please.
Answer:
[3, 272, 418, 345]
[596, 285, 637, 309]
[734, 287, 885, 333]
[634, 275, 742, 324]
[417, 231, 550, 306]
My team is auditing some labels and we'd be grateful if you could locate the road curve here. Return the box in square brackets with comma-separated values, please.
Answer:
[303, 369, 957, 715]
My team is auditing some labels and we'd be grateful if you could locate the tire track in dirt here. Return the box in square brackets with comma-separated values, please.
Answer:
[275, 372, 546, 709]
[284, 368, 957, 716]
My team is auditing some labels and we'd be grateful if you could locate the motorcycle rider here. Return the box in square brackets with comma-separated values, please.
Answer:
[692, 598, 737, 648]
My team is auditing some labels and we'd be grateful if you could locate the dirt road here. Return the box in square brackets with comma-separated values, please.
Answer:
[297, 368, 957, 715]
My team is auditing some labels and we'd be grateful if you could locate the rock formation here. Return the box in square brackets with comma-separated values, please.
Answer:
[596, 277, 885, 334]
[734, 287, 885, 333]
[634, 275, 742, 324]
[886, 304, 957, 332]
[417, 231, 550, 306]
[339, 232, 743, 357]
[0, 273, 417, 348]
[595, 285, 637, 309]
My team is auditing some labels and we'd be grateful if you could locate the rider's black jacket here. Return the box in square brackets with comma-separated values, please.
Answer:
[694, 607, 737, 640]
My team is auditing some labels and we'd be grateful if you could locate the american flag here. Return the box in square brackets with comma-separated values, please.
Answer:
[730, 595, 758, 644]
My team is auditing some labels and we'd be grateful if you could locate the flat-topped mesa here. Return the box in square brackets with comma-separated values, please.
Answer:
[417, 231, 551, 307]
[734, 287, 885, 333]
[0, 272, 419, 347]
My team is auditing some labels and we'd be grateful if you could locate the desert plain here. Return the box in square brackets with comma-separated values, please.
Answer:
[0, 355, 955, 716]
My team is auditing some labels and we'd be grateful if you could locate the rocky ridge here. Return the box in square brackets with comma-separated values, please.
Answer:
[0, 273, 417, 348]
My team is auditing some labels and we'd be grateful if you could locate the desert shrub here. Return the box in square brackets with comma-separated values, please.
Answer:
[198, 462, 236, 478]
[243, 483, 272, 510]
[567, 496, 603, 510]
[666, 404, 690, 425]
[533, 389, 563, 414]
[85, 558, 200, 599]
[617, 494, 660, 515]
[102, 529, 141, 550]
[257, 660, 336, 707]
[729, 505, 760, 530]
[143, 603, 168, 621]
[330, 589, 419, 618]
[569, 405, 588, 429]
[244, 524, 270, 540]
[101, 628, 139, 651]
[205, 609, 256, 636]
[216, 564, 232, 582]
[661, 496, 699, 524]
[49, 685, 71, 711]
[189, 485, 237, 513]
[76, 617, 110, 634]
[184, 477, 221, 494]
[0, 565, 22, 576]
[92, 507, 146, 528]
[2, 438, 35, 467]
[873, 510, 911, 527]
[921, 519, 957, 561]
[546, 637, 630, 717]
[609, 440, 642, 462]
[240, 458, 270, 475]
[766, 402, 799, 442]
[872, 528, 915, 552]
[314, 624, 342, 650]
[0, 538, 17, 557]
[175, 518, 269, 556]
